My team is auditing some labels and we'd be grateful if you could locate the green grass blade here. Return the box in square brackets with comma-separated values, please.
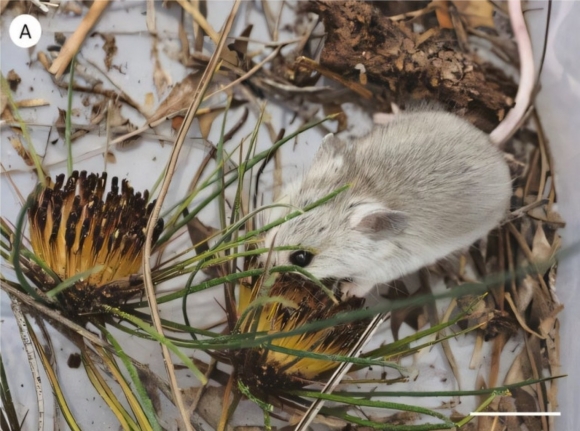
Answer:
[95, 346, 155, 430]
[156, 115, 335, 245]
[45, 265, 104, 298]
[328, 376, 565, 398]
[292, 391, 454, 425]
[10, 196, 46, 303]
[103, 306, 208, 385]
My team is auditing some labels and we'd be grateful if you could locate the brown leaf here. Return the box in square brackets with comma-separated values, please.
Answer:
[512, 388, 542, 431]
[197, 107, 225, 140]
[148, 72, 203, 123]
[56, 108, 89, 142]
[153, 41, 171, 96]
[186, 216, 219, 277]
[451, 0, 495, 29]
[15, 99, 50, 108]
[515, 275, 536, 314]
[93, 32, 118, 70]
[433, 0, 453, 29]
[90, 100, 137, 136]
[322, 103, 347, 133]
[531, 223, 552, 263]
[382, 279, 427, 341]
[7, 69, 21, 91]
[228, 24, 253, 68]
[105, 151, 116, 164]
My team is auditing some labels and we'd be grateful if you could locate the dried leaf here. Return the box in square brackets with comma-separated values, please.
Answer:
[90, 100, 137, 137]
[93, 32, 118, 70]
[198, 107, 225, 140]
[515, 276, 536, 314]
[186, 216, 218, 277]
[107, 101, 134, 128]
[382, 280, 427, 341]
[15, 99, 50, 108]
[322, 103, 347, 133]
[497, 396, 520, 431]
[531, 223, 552, 263]
[512, 388, 542, 431]
[7, 69, 21, 91]
[189, 386, 233, 431]
[152, 46, 172, 97]
[528, 206, 566, 228]
[105, 151, 116, 164]
[228, 24, 254, 61]
[149, 72, 203, 123]
[433, 0, 453, 29]
[62, 1, 82, 15]
[538, 302, 563, 338]
[55, 108, 89, 142]
[546, 209, 566, 227]
[9, 136, 34, 166]
[451, 0, 495, 29]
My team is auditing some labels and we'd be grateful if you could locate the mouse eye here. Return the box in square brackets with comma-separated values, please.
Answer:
[289, 250, 313, 267]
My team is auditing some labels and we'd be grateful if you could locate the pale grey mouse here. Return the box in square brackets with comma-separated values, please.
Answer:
[262, 110, 512, 298]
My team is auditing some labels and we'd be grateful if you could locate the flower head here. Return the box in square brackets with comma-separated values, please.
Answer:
[235, 272, 368, 395]
[27, 171, 163, 311]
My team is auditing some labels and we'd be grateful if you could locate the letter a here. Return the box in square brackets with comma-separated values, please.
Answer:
[20, 24, 31, 39]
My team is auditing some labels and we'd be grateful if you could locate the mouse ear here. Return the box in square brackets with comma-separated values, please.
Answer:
[350, 203, 407, 237]
[315, 133, 346, 161]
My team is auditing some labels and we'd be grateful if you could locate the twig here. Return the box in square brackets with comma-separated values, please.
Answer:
[295, 56, 373, 99]
[294, 312, 388, 431]
[490, 0, 536, 146]
[146, 0, 156, 35]
[204, 45, 283, 100]
[141, 2, 241, 431]
[1, 282, 110, 351]
[65, 55, 76, 177]
[49, 0, 111, 79]
[177, 0, 220, 44]
[503, 198, 548, 223]
[439, 298, 462, 390]
[387, 3, 437, 22]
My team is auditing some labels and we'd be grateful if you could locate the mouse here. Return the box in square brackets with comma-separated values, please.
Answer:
[261, 109, 512, 298]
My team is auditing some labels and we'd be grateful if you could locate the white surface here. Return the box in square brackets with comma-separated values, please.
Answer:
[529, 1, 580, 428]
[0, 1, 578, 430]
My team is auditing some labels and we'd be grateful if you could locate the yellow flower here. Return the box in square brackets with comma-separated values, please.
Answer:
[27, 171, 163, 311]
[235, 272, 368, 394]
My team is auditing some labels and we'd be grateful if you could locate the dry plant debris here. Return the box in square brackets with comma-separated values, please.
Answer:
[301, 0, 517, 132]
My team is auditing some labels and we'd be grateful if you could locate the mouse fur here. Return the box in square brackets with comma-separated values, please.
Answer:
[262, 110, 512, 298]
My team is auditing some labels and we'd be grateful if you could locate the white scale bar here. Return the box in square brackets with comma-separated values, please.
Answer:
[470, 412, 561, 417]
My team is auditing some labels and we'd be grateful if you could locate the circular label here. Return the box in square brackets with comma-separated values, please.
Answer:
[9, 15, 42, 48]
